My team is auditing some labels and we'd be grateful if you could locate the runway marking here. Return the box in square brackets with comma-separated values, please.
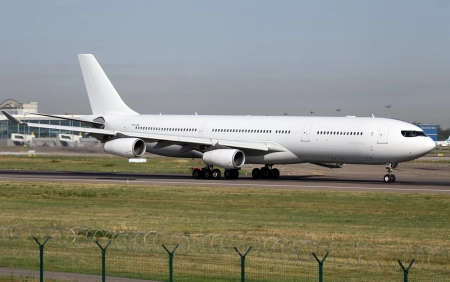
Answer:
[1, 176, 449, 193]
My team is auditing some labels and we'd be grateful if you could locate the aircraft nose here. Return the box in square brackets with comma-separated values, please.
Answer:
[423, 137, 436, 154]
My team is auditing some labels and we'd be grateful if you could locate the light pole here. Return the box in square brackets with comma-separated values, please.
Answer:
[385, 105, 392, 118]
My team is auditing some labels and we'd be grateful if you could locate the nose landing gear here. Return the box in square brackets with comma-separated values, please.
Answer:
[383, 163, 396, 183]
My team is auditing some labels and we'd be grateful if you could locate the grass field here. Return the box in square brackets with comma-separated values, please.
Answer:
[0, 155, 204, 174]
[1, 181, 449, 281]
[1, 154, 450, 280]
[1, 181, 449, 245]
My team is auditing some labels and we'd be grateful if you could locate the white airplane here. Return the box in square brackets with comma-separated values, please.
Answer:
[436, 136, 450, 147]
[2, 54, 436, 183]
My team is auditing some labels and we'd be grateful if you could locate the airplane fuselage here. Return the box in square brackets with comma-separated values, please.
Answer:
[103, 114, 435, 165]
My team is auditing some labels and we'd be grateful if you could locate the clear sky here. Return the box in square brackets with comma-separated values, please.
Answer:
[1, 0, 449, 128]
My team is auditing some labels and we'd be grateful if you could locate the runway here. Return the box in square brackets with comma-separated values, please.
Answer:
[1, 162, 449, 194]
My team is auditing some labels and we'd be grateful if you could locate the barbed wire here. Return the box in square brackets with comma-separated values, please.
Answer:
[1, 225, 449, 268]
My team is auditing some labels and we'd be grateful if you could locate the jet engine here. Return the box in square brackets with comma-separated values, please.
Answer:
[312, 163, 345, 169]
[202, 149, 245, 169]
[104, 138, 146, 158]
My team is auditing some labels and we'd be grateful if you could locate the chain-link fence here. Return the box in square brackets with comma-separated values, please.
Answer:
[1, 225, 449, 281]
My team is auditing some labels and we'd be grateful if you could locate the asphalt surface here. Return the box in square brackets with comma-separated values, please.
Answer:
[0, 267, 155, 282]
[1, 162, 449, 194]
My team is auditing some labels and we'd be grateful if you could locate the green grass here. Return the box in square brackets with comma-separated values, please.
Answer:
[1, 181, 449, 281]
[1, 152, 449, 281]
[0, 155, 203, 174]
[1, 181, 449, 244]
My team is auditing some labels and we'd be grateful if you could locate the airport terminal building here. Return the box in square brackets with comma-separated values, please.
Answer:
[0, 99, 93, 146]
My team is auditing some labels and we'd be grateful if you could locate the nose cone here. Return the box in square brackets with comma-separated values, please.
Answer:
[422, 137, 436, 155]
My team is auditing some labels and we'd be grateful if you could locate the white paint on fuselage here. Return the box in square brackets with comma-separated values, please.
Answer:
[103, 115, 436, 165]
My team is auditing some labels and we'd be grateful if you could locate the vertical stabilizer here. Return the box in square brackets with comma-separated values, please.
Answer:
[78, 54, 138, 115]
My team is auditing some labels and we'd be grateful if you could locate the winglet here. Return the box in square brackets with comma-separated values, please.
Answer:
[1, 111, 26, 125]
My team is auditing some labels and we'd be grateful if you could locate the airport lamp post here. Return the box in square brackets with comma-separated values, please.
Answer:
[385, 104, 392, 118]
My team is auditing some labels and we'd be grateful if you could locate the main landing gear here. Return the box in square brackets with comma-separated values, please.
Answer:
[252, 165, 280, 180]
[383, 163, 396, 183]
[191, 166, 239, 180]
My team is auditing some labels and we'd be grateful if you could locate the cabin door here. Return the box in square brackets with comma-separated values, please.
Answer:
[198, 124, 206, 137]
[377, 125, 390, 144]
[124, 119, 132, 131]
[301, 124, 313, 142]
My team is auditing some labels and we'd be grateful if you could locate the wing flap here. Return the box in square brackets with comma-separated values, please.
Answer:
[1, 111, 25, 124]
[217, 140, 269, 151]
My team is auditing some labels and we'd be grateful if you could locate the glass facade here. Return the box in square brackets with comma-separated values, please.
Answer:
[0, 119, 91, 139]
[0, 110, 19, 115]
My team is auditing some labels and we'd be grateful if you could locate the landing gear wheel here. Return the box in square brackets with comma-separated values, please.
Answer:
[225, 169, 239, 179]
[390, 174, 396, 182]
[252, 168, 261, 179]
[271, 168, 280, 179]
[192, 169, 202, 179]
[383, 174, 396, 183]
[261, 168, 271, 179]
[212, 169, 221, 180]
[203, 169, 212, 179]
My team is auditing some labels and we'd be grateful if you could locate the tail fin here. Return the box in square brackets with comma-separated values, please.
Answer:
[78, 54, 138, 115]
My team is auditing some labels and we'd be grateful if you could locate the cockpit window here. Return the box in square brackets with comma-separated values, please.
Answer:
[401, 131, 426, 137]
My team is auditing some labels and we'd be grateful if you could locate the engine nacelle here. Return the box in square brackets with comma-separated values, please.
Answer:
[311, 163, 345, 169]
[202, 149, 245, 169]
[104, 138, 146, 158]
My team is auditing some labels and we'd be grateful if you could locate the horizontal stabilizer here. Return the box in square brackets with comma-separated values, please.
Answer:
[1, 111, 25, 125]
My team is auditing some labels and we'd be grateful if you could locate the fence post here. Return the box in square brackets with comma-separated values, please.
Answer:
[312, 252, 329, 282]
[234, 246, 252, 282]
[398, 259, 415, 282]
[95, 240, 112, 282]
[162, 244, 179, 282]
[33, 236, 51, 282]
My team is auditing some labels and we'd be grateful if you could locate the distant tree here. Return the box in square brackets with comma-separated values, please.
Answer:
[438, 125, 450, 140]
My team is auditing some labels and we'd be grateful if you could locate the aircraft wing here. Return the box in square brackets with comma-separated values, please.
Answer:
[117, 131, 282, 151]
[2, 111, 285, 152]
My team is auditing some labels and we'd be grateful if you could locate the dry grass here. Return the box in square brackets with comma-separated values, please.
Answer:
[1, 181, 449, 245]
[1, 180, 449, 281]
